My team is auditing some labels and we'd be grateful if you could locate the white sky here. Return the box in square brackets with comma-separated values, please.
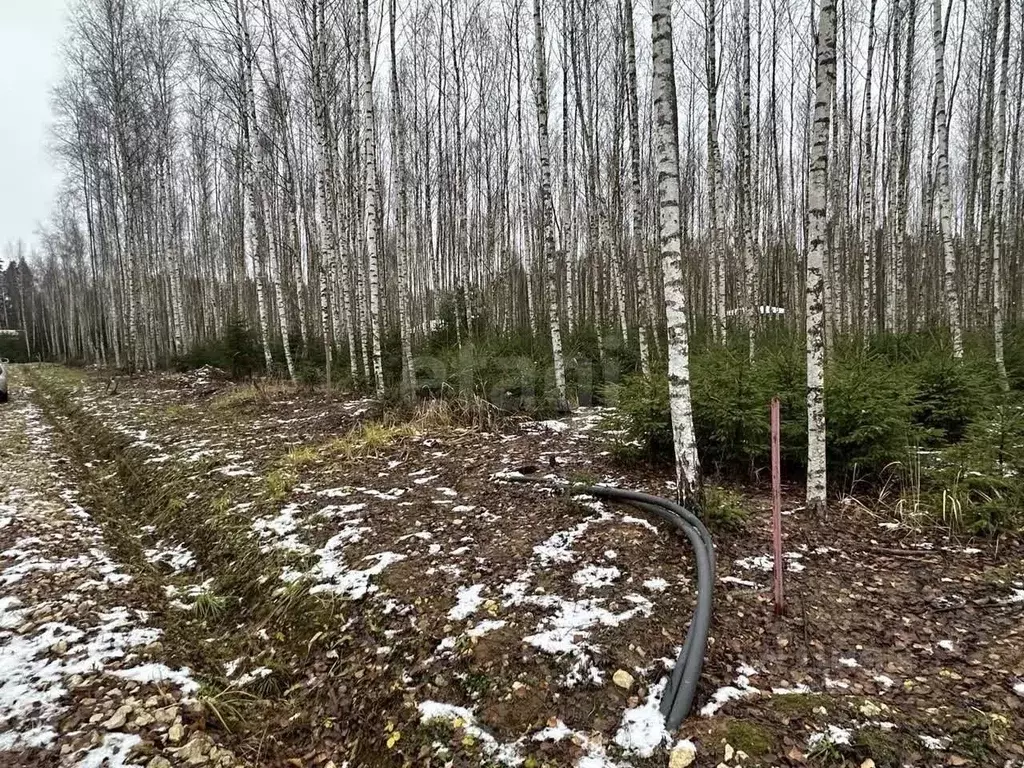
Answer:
[0, 0, 68, 252]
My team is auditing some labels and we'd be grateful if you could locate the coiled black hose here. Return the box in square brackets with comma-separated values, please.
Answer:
[498, 475, 715, 729]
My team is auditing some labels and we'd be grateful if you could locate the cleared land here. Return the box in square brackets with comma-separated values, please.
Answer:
[1, 364, 1021, 767]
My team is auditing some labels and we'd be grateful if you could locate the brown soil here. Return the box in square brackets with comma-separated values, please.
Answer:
[6, 365, 1021, 768]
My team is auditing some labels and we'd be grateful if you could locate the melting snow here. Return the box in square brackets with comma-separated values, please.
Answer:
[448, 584, 487, 620]
[918, 734, 950, 750]
[417, 702, 522, 765]
[536, 420, 570, 433]
[143, 542, 196, 571]
[76, 732, 142, 768]
[317, 502, 367, 518]
[808, 725, 852, 747]
[307, 551, 407, 600]
[614, 678, 669, 756]
[467, 620, 507, 637]
[235, 666, 273, 686]
[573, 565, 621, 591]
[701, 665, 761, 717]
[735, 552, 805, 573]
[772, 684, 812, 695]
[720, 576, 759, 588]
[110, 663, 198, 694]
[524, 595, 652, 656]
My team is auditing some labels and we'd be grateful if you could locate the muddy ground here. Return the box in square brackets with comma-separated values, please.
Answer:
[1, 364, 1021, 768]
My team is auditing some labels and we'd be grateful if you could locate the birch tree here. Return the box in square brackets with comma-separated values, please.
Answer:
[931, 0, 964, 359]
[652, 0, 701, 504]
[991, 0, 1010, 388]
[806, 0, 838, 518]
[532, 0, 568, 411]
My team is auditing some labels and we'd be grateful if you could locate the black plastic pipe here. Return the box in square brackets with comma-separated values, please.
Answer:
[498, 474, 715, 729]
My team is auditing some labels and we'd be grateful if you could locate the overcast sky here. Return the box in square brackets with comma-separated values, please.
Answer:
[1, 0, 68, 255]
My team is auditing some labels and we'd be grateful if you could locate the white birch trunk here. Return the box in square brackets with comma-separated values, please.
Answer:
[653, 0, 701, 504]
[931, 0, 964, 359]
[992, 0, 1009, 388]
[390, 0, 415, 398]
[806, 0, 837, 518]
[623, 0, 651, 374]
[861, 0, 878, 335]
[268, 171, 296, 381]
[361, 0, 385, 397]
[533, 0, 569, 410]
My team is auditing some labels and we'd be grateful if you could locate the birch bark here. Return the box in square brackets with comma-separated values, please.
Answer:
[653, 0, 701, 503]
[532, 0, 569, 410]
[931, 0, 965, 358]
[806, 0, 837, 518]
[361, 0, 385, 397]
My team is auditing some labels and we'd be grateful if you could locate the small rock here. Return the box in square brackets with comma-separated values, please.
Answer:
[103, 708, 128, 730]
[724, 743, 735, 762]
[144, 641, 164, 656]
[859, 760, 876, 768]
[859, 700, 883, 717]
[173, 736, 210, 765]
[668, 740, 697, 768]
[144, 696, 160, 708]
[167, 722, 185, 744]
[135, 711, 155, 728]
[612, 670, 635, 690]
[147, 758, 172, 768]
[154, 706, 179, 725]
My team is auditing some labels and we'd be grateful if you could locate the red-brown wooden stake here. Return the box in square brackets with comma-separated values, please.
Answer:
[771, 397, 785, 616]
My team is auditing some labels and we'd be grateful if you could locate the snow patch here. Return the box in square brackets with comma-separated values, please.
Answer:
[701, 665, 760, 717]
[448, 584, 487, 620]
[873, 674, 895, 688]
[75, 732, 142, 767]
[417, 702, 522, 765]
[614, 678, 669, 756]
[918, 734, 950, 750]
[808, 725, 852, 748]
[735, 552, 805, 573]
[642, 578, 669, 592]
[467, 620, 507, 638]
[308, 551, 407, 600]
[573, 565, 621, 591]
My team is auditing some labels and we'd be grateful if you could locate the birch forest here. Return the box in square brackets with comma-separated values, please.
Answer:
[5, 0, 1024, 763]
[3, 0, 1024, 509]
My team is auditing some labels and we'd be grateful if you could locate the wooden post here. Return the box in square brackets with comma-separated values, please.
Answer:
[771, 396, 785, 616]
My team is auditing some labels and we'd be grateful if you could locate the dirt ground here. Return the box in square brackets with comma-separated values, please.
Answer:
[1, 364, 1022, 768]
